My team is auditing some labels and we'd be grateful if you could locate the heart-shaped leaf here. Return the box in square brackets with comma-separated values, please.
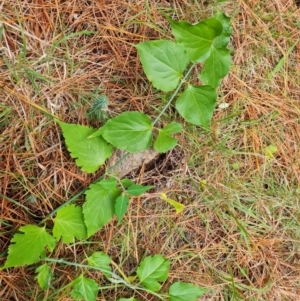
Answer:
[136, 40, 190, 92]
[71, 275, 98, 301]
[154, 122, 183, 153]
[199, 47, 231, 88]
[213, 12, 233, 48]
[168, 17, 223, 62]
[176, 85, 217, 128]
[137, 254, 170, 292]
[87, 252, 112, 277]
[90, 112, 153, 153]
[169, 282, 207, 301]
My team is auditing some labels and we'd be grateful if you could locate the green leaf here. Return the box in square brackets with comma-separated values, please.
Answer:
[160, 193, 185, 214]
[90, 112, 153, 153]
[87, 252, 112, 277]
[58, 121, 112, 173]
[118, 298, 139, 301]
[213, 12, 233, 48]
[175, 85, 217, 128]
[137, 254, 170, 292]
[53, 204, 87, 243]
[35, 264, 53, 290]
[169, 282, 207, 301]
[168, 17, 223, 62]
[263, 144, 278, 158]
[99, 178, 117, 190]
[160, 122, 183, 134]
[135, 40, 190, 92]
[127, 184, 154, 196]
[83, 182, 120, 237]
[115, 194, 130, 223]
[4, 225, 56, 268]
[232, 162, 240, 170]
[199, 47, 231, 88]
[121, 178, 134, 188]
[71, 274, 98, 301]
[154, 122, 183, 153]
[154, 131, 177, 153]
[268, 41, 298, 79]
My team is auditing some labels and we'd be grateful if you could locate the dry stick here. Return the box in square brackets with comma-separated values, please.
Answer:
[1, 82, 58, 120]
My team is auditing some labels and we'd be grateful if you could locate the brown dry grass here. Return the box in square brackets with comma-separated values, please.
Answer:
[1, 0, 300, 300]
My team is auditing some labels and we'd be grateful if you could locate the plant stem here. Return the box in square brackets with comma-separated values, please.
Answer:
[38, 189, 87, 225]
[44, 257, 166, 300]
[39, 152, 130, 224]
[152, 63, 196, 126]
[19, 64, 196, 225]
[111, 260, 131, 284]
[44, 257, 134, 287]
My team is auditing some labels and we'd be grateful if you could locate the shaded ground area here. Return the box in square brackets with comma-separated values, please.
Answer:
[1, 0, 300, 300]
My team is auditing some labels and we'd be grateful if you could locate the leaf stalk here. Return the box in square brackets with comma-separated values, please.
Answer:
[152, 63, 196, 125]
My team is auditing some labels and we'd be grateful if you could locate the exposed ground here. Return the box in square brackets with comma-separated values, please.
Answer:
[1, 0, 300, 300]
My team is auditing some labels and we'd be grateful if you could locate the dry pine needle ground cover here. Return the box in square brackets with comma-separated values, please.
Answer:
[1, 0, 300, 300]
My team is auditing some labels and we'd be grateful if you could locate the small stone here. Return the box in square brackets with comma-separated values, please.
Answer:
[107, 148, 159, 178]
